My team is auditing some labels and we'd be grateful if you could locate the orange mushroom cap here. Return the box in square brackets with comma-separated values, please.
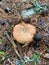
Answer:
[13, 22, 36, 44]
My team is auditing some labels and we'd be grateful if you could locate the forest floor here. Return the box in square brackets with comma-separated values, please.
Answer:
[0, 0, 49, 65]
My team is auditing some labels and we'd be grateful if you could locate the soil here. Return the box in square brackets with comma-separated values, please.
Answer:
[0, 0, 49, 65]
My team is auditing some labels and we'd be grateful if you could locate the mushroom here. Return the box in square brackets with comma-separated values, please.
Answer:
[13, 22, 36, 46]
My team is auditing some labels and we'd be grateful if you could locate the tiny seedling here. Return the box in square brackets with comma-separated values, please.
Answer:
[0, 51, 5, 55]
[22, 62, 25, 65]
[1, 56, 5, 61]
[33, 53, 41, 65]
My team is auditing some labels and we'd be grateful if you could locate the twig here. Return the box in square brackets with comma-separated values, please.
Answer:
[4, 31, 23, 62]
[16, 42, 23, 57]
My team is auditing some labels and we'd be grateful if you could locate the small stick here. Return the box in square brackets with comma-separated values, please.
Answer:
[5, 31, 23, 61]
[22, 43, 29, 47]
[16, 42, 23, 57]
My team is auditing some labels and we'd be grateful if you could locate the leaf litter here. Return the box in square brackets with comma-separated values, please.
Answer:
[0, 0, 49, 65]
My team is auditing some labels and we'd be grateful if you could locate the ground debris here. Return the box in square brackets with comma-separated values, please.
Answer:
[0, 0, 49, 65]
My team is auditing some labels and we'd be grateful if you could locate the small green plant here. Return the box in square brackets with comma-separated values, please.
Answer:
[21, 0, 47, 18]
[22, 62, 25, 65]
[0, 51, 5, 55]
[1, 56, 5, 61]
[33, 53, 41, 65]
[0, 55, 11, 61]
[33, 0, 47, 13]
